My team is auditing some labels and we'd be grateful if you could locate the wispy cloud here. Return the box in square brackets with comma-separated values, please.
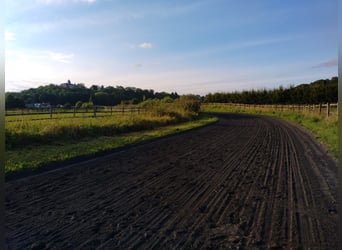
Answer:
[163, 35, 304, 64]
[128, 1, 210, 19]
[5, 31, 16, 41]
[8, 50, 75, 64]
[132, 63, 143, 68]
[46, 51, 74, 63]
[36, 0, 96, 4]
[311, 59, 338, 68]
[139, 42, 153, 49]
[5, 80, 51, 92]
[6, 49, 79, 89]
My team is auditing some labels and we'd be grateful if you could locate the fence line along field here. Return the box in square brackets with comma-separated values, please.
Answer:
[5, 105, 145, 122]
[202, 102, 338, 117]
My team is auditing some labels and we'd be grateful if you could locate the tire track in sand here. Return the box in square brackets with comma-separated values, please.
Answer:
[5, 113, 337, 249]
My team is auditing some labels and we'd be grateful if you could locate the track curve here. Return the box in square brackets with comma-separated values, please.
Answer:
[5, 113, 337, 249]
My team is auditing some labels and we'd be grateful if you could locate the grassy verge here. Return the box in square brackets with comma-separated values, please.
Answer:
[5, 114, 217, 173]
[6, 114, 188, 149]
[202, 104, 338, 159]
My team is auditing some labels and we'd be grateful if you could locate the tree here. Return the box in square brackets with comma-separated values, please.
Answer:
[81, 102, 93, 109]
[64, 102, 71, 109]
[177, 95, 201, 113]
[75, 101, 83, 109]
[5, 94, 25, 109]
[94, 92, 111, 105]
[161, 96, 174, 103]
[203, 77, 338, 105]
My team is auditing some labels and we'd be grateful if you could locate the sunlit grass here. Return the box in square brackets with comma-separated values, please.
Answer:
[6, 112, 186, 149]
[5, 114, 217, 173]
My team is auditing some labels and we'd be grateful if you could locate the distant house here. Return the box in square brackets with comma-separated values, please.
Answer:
[25, 103, 51, 109]
[61, 79, 75, 89]
[25, 103, 35, 108]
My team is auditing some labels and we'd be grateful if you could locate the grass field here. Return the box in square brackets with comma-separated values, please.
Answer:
[6, 114, 217, 173]
[201, 103, 338, 159]
[6, 113, 183, 149]
[5, 99, 217, 173]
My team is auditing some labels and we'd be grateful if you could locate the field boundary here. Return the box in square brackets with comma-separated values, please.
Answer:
[202, 102, 338, 117]
[5, 105, 145, 121]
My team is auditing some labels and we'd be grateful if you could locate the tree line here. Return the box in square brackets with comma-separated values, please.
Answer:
[5, 81, 180, 109]
[5, 77, 338, 109]
[203, 77, 338, 104]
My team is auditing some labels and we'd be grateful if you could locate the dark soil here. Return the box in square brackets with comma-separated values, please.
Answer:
[5, 113, 338, 249]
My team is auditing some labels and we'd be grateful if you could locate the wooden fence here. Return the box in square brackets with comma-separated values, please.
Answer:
[202, 102, 338, 117]
[5, 105, 146, 121]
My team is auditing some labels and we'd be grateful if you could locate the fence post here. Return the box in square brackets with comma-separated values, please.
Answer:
[93, 106, 97, 118]
[110, 106, 113, 116]
[319, 103, 322, 114]
[50, 106, 53, 119]
[327, 102, 330, 117]
[73, 106, 76, 117]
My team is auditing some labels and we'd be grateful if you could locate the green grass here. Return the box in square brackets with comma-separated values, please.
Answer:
[202, 104, 338, 159]
[5, 114, 218, 173]
[6, 112, 190, 149]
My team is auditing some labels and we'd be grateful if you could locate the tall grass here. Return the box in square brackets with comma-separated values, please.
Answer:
[5, 96, 209, 172]
[6, 96, 201, 150]
[5, 114, 217, 173]
[6, 113, 178, 149]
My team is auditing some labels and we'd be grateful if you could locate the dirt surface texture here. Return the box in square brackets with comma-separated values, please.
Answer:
[6, 113, 338, 249]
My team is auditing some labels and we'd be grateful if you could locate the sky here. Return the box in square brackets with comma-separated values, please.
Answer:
[5, 0, 338, 95]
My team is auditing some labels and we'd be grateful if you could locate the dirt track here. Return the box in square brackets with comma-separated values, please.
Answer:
[5, 113, 338, 249]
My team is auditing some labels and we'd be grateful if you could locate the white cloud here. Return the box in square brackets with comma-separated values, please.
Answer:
[36, 0, 65, 4]
[46, 51, 74, 64]
[36, 0, 96, 4]
[139, 42, 153, 49]
[5, 49, 76, 90]
[7, 50, 75, 64]
[5, 31, 16, 41]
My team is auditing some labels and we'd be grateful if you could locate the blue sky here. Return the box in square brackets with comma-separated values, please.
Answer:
[5, 0, 337, 95]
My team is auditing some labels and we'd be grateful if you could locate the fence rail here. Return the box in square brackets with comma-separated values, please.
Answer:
[202, 102, 338, 117]
[5, 105, 146, 121]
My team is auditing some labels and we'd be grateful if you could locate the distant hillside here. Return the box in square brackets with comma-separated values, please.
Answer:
[204, 77, 338, 104]
[5, 80, 179, 109]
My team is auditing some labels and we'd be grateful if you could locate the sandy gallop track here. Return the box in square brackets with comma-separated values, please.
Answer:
[6, 113, 337, 249]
